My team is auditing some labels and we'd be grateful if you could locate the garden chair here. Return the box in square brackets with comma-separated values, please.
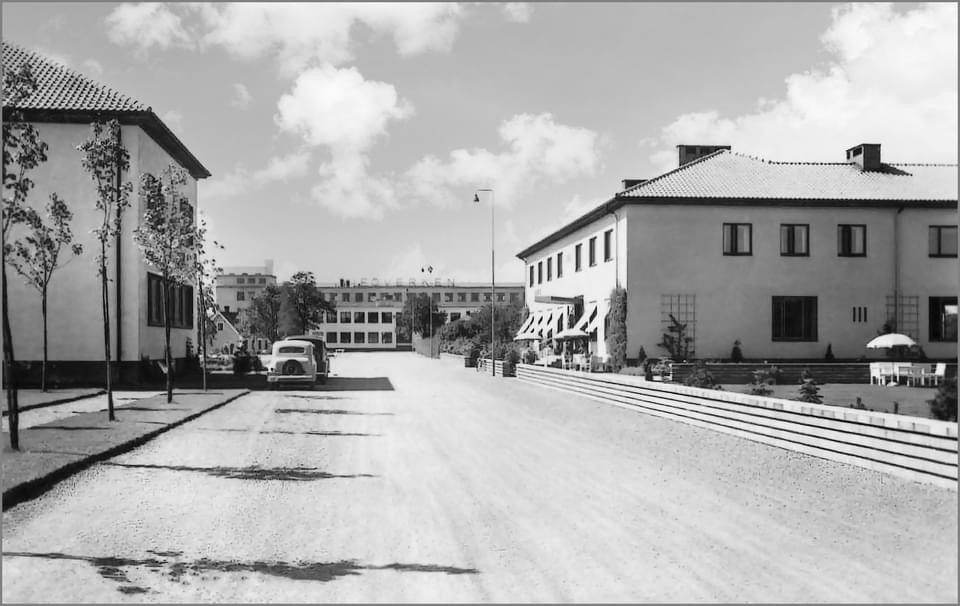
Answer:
[925, 363, 947, 387]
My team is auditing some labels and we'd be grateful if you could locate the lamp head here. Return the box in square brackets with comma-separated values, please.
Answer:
[473, 193, 480, 203]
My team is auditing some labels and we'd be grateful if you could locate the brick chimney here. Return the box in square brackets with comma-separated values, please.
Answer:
[677, 144, 731, 167]
[845, 143, 882, 171]
[621, 179, 647, 190]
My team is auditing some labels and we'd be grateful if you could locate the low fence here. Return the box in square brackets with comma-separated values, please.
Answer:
[513, 363, 958, 490]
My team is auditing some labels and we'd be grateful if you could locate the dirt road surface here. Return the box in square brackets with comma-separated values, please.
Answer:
[2, 353, 956, 602]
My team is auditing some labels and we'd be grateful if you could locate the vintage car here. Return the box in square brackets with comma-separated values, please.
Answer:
[282, 335, 330, 384]
[267, 340, 318, 386]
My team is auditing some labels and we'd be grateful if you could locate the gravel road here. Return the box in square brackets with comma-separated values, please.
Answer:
[2, 353, 956, 602]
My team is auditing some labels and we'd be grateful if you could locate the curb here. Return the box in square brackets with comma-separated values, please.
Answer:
[2, 390, 250, 511]
[2, 390, 107, 416]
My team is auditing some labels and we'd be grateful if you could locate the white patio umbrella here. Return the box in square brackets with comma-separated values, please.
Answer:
[555, 328, 589, 340]
[513, 332, 540, 342]
[866, 333, 917, 349]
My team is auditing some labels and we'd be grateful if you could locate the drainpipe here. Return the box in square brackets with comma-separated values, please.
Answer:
[893, 207, 904, 330]
[115, 125, 123, 372]
[608, 204, 621, 289]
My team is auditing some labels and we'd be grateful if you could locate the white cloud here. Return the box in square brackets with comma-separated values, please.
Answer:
[105, 2, 194, 56]
[645, 3, 958, 172]
[230, 83, 252, 109]
[201, 151, 312, 202]
[82, 58, 104, 76]
[160, 110, 184, 134]
[401, 113, 601, 209]
[500, 3, 533, 23]
[252, 151, 311, 183]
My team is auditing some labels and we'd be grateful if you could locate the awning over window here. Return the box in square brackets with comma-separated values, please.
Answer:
[517, 313, 535, 335]
[583, 300, 608, 336]
[541, 310, 558, 338]
[575, 303, 598, 332]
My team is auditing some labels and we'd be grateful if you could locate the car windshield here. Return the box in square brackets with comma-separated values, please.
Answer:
[277, 346, 305, 354]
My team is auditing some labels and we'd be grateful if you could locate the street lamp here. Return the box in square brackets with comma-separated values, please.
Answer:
[421, 265, 434, 358]
[474, 189, 495, 376]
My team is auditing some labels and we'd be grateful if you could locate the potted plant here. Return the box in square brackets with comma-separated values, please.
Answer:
[503, 349, 521, 377]
[465, 343, 481, 368]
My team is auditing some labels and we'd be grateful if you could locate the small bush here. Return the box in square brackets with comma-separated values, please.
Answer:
[794, 367, 823, 404]
[637, 346, 647, 366]
[824, 343, 835, 361]
[619, 367, 647, 376]
[684, 360, 721, 390]
[748, 368, 773, 396]
[928, 376, 957, 422]
[523, 349, 538, 365]
[730, 340, 744, 363]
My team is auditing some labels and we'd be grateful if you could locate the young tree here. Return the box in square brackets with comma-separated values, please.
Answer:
[78, 119, 132, 421]
[279, 271, 332, 335]
[2, 62, 48, 449]
[658, 313, 693, 361]
[9, 194, 83, 391]
[192, 213, 222, 392]
[242, 284, 283, 343]
[133, 165, 197, 404]
[605, 287, 628, 372]
[398, 293, 443, 340]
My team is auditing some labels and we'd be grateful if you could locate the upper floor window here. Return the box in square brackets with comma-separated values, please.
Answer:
[458, 292, 466, 302]
[432, 292, 441, 302]
[340, 311, 352, 324]
[510, 292, 519, 303]
[470, 292, 480, 302]
[444, 292, 453, 303]
[529, 265, 535, 287]
[237, 277, 245, 285]
[367, 312, 378, 323]
[557, 252, 563, 278]
[537, 261, 543, 284]
[780, 224, 809, 256]
[236, 291, 245, 301]
[547, 257, 553, 281]
[588, 237, 597, 266]
[381, 312, 393, 323]
[354, 311, 365, 323]
[604, 229, 613, 262]
[450, 312, 461, 322]
[722, 223, 752, 256]
[341, 292, 351, 302]
[258, 278, 266, 284]
[484, 293, 492, 302]
[838, 224, 866, 257]
[929, 226, 958, 257]
[575, 244, 582, 271]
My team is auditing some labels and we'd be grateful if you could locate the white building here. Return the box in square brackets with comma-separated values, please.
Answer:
[214, 260, 277, 317]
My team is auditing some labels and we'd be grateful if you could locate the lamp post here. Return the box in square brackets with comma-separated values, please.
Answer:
[421, 265, 434, 358]
[474, 189, 495, 376]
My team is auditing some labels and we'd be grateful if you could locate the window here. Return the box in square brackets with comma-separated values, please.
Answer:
[217, 322, 224, 331]
[780, 224, 809, 256]
[497, 293, 504, 302]
[354, 311, 365, 323]
[355, 332, 365, 344]
[588, 237, 597, 266]
[450, 312, 461, 322]
[837, 224, 866, 256]
[772, 296, 818, 341]
[444, 292, 453, 303]
[529, 265, 535, 287]
[484, 293, 492, 302]
[381, 292, 391, 301]
[547, 258, 553, 281]
[471, 292, 479, 302]
[722, 223, 752, 255]
[381, 312, 393, 323]
[340, 332, 352, 344]
[368, 332, 379, 344]
[328, 293, 338, 303]
[852, 306, 868, 323]
[382, 332, 393, 344]
[237, 277, 245, 285]
[326, 311, 337, 323]
[148, 273, 194, 329]
[537, 261, 543, 284]
[395, 292, 402, 301]
[368, 292, 377, 302]
[604, 229, 613, 262]
[367, 312, 378, 323]
[258, 278, 266, 284]
[458, 292, 466, 303]
[341, 292, 351, 302]
[557, 252, 563, 278]
[432, 292, 441, 303]
[236, 291, 245, 301]
[929, 297, 958, 341]
[575, 244, 583, 271]
[326, 332, 338, 344]
[929, 226, 958, 257]
[510, 293, 519, 303]
[340, 311, 352, 324]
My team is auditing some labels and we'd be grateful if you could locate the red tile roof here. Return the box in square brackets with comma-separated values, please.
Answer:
[2, 42, 210, 179]
[619, 149, 957, 202]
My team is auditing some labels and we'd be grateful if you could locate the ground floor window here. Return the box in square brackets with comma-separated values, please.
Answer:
[148, 273, 193, 328]
[929, 296, 958, 342]
[326, 332, 338, 343]
[340, 332, 352, 344]
[368, 332, 379, 344]
[772, 296, 817, 341]
[355, 332, 366, 344]
[382, 332, 393, 344]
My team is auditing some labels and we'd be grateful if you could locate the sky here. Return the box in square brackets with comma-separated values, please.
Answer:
[3, 2, 957, 286]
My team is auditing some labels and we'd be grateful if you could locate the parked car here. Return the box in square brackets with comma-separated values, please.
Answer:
[267, 340, 318, 386]
[282, 335, 330, 384]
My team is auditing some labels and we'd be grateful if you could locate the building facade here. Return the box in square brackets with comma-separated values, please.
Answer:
[3, 42, 210, 385]
[214, 260, 277, 317]
[517, 143, 958, 363]
[312, 281, 525, 350]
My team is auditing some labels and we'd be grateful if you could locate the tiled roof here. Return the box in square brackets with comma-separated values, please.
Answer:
[3, 42, 147, 113]
[2, 42, 210, 179]
[619, 150, 957, 201]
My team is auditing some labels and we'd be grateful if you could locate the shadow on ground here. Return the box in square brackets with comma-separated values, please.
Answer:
[194, 428, 378, 437]
[102, 462, 377, 481]
[3, 550, 479, 596]
[274, 408, 393, 416]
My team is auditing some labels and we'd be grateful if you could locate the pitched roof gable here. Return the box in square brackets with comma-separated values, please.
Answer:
[2, 42, 211, 179]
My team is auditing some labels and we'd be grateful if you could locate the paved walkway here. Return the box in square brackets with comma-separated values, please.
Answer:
[2, 389, 104, 414]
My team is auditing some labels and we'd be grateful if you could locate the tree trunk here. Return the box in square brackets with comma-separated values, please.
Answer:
[41, 289, 48, 392]
[162, 274, 172, 404]
[101, 251, 115, 421]
[198, 275, 206, 392]
[2, 262, 20, 450]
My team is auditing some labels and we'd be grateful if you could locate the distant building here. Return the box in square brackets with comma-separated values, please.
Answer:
[2, 42, 210, 385]
[214, 260, 277, 316]
[517, 143, 958, 363]
[314, 280, 525, 351]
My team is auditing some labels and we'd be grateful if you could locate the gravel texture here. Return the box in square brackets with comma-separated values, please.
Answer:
[2, 352, 956, 602]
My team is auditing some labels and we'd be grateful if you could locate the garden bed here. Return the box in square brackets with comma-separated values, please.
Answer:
[721, 383, 939, 419]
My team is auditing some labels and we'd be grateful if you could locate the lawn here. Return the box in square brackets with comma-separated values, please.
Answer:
[722, 383, 940, 419]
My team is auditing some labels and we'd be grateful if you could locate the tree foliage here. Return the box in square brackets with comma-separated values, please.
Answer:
[397, 293, 444, 340]
[794, 367, 823, 404]
[928, 376, 957, 422]
[133, 165, 196, 403]
[8, 194, 82, 391]
[241, 284, 283, 343]
[279, 271, 333, 335]
[606, 287, 628, 372]
[191, 213, 222, 390]
[658, 313, 693, 361]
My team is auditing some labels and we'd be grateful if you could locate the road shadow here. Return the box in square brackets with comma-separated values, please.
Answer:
[116, 407, 189, 412]
[270, 377, 395, 392]
[194, 428, 379, 437]
[3, 550, 479, 596]
[274, 408, 393, 416]
[30, 425, 110, 431]
[282, 395, 351, 400]
[102, 462, 377, 481]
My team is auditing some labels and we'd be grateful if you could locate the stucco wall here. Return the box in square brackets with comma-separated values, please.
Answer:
[623, 203, 958, 360]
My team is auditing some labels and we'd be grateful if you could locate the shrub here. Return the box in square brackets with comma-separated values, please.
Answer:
[730, 340, 744, 363]
[684, 360, 721, 390]
[824, 343, 835, 361]
[794, 367, 823, 404]
[928, 376, 957, 422]
[523, 349, 538, 365]
[605, 287, 628, 372]
[637, 346, 647, 366]
[748, 368, 773, 396]
[658, 314, 692, 361]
